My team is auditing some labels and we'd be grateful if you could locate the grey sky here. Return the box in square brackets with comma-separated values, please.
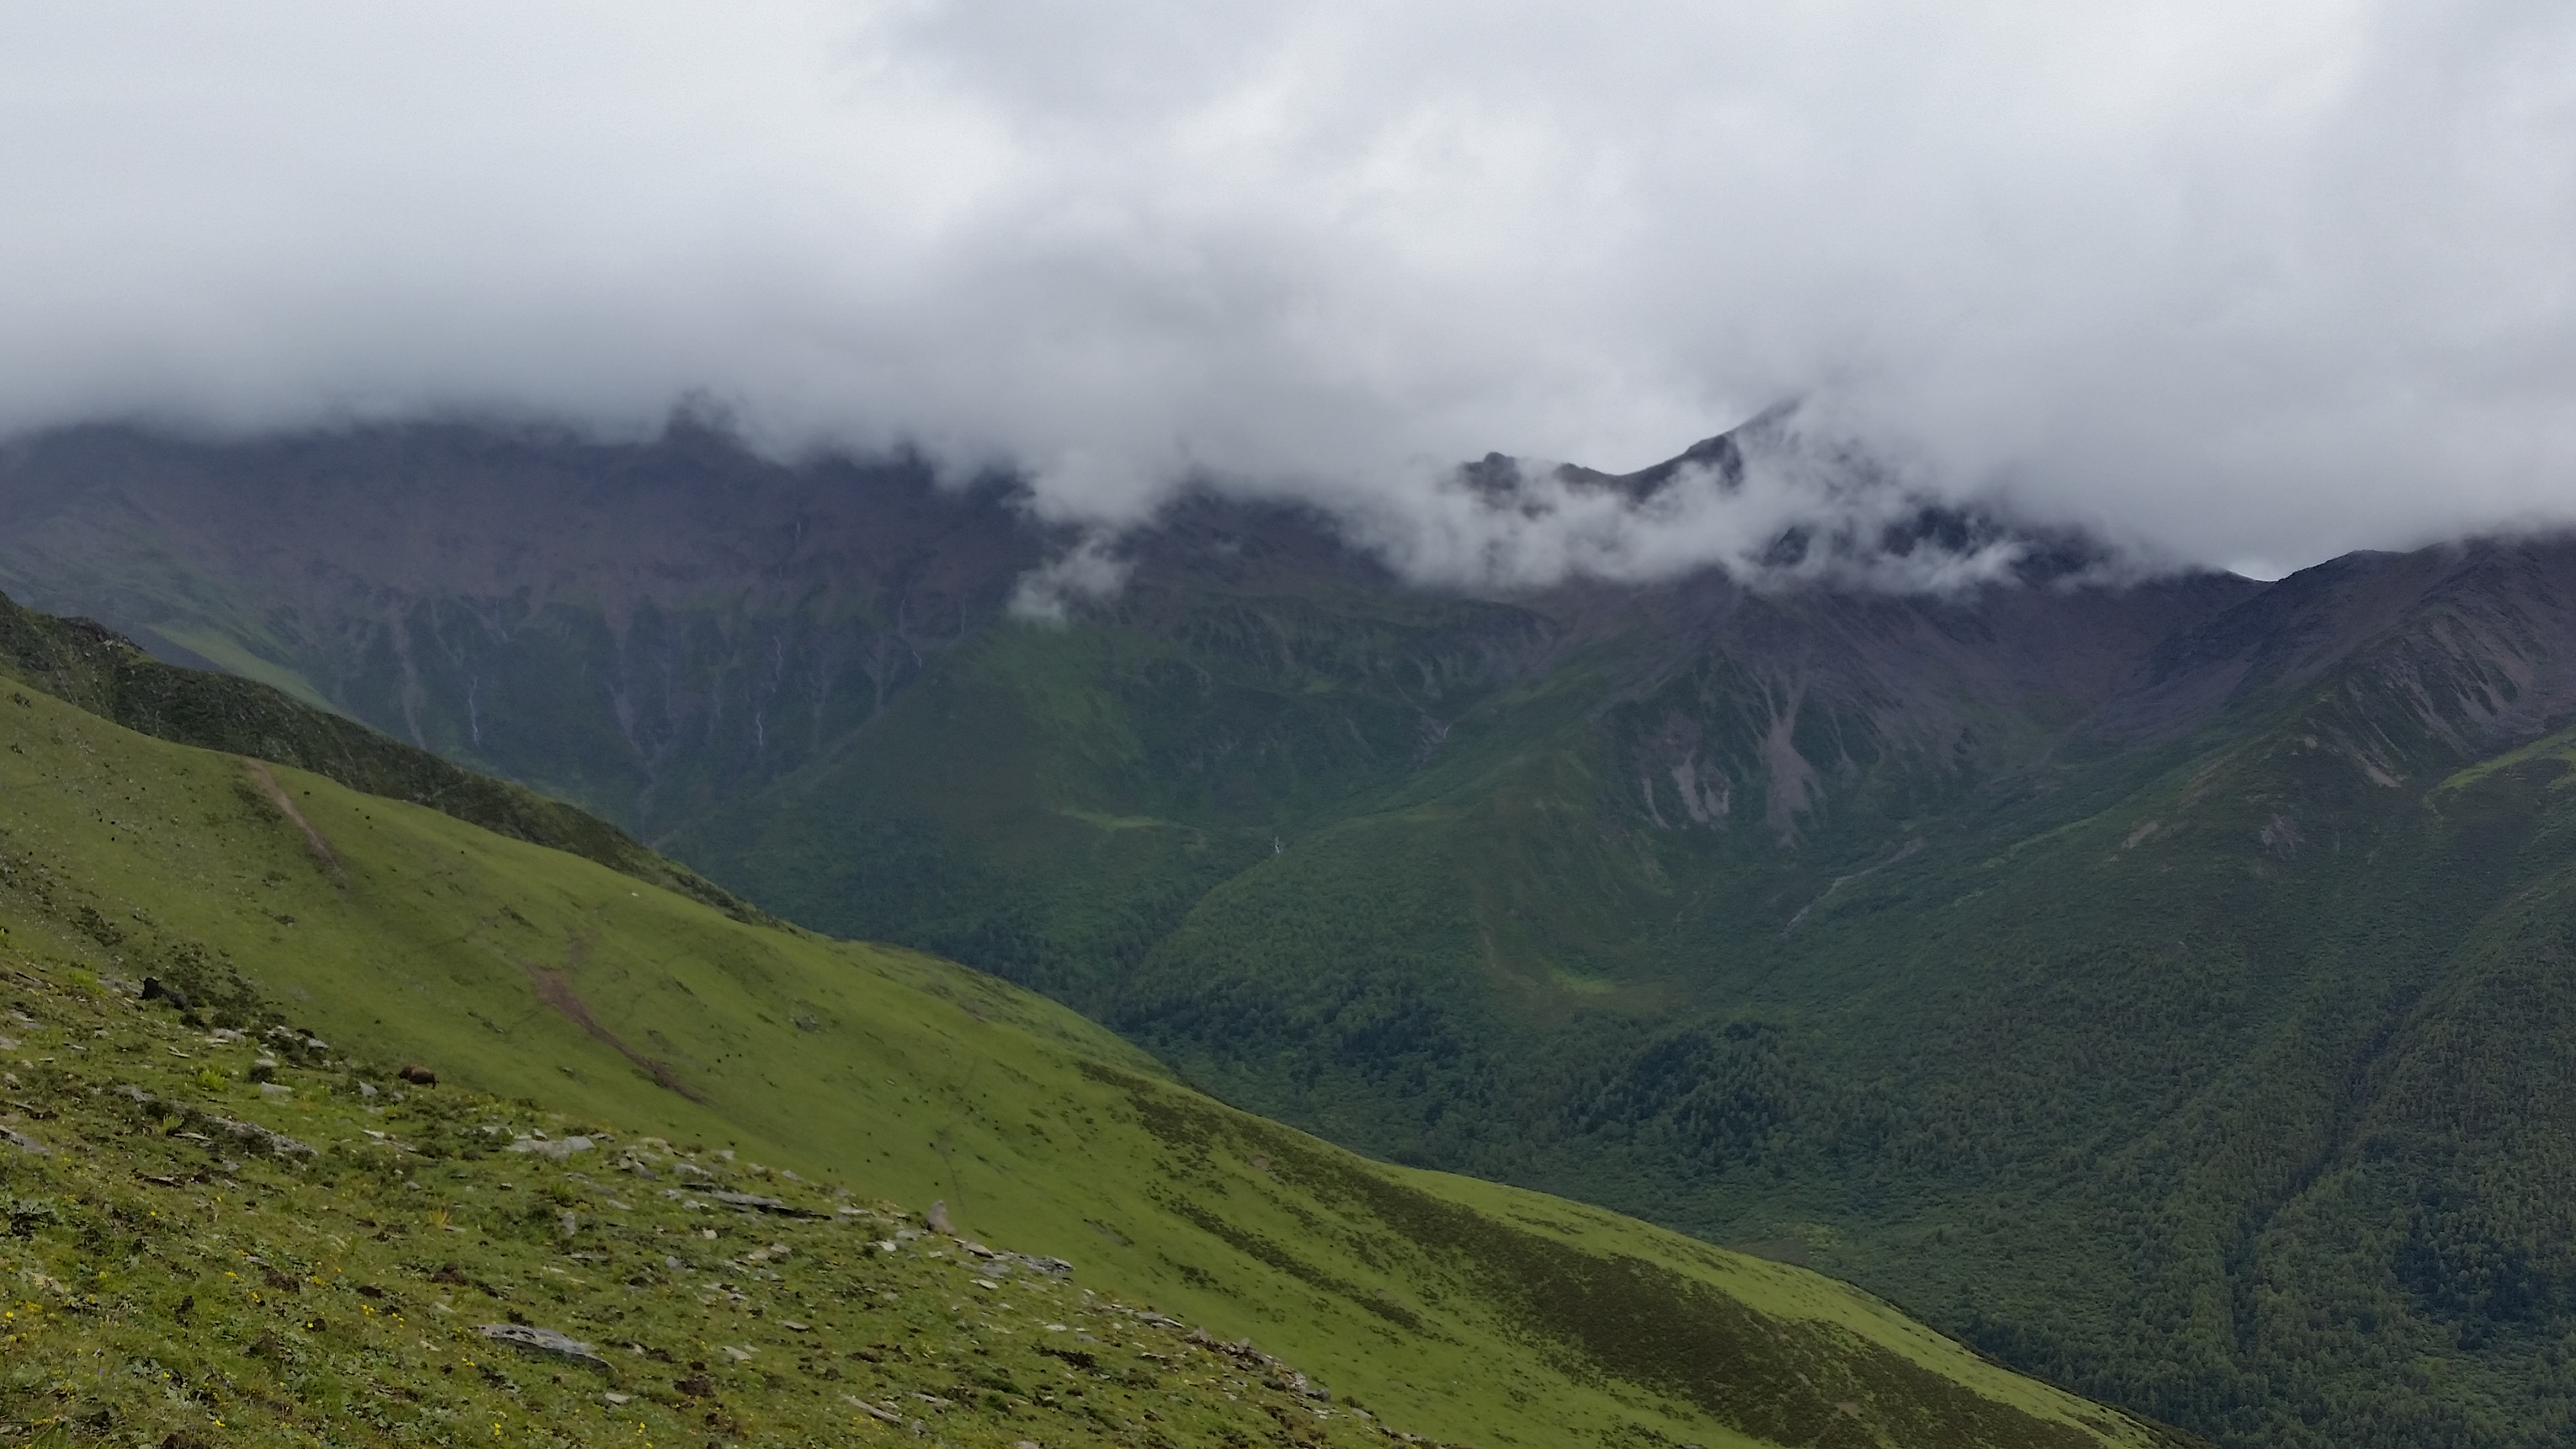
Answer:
[4, 1, 2574, 581]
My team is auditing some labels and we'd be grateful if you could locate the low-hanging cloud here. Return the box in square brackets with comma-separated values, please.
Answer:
[5, 1, 2575, 584]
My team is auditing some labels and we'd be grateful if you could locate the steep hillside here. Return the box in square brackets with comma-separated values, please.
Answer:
[1083, 539, 2576, 1449]
[0, 590, 762, 924]
[0, 974, 1440, 1449]
[0, 667, 2182, 1448]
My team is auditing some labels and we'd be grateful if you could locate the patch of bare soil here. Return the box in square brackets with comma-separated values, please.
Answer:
[242, 759, 346, 885]
[518, 929, 708, 1103]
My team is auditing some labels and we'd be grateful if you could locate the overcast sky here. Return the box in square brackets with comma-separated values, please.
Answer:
[5, 2, 2575, 581]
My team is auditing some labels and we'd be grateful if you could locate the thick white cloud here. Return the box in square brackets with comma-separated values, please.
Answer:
[4, 1, 2575, 581]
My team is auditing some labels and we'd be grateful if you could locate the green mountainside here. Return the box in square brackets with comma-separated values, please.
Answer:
[9, 422, 2576, 1447]
[667, 537, 2576, 1449]
[0, 651, 2181, 1448]
[0, 592, 761, 925]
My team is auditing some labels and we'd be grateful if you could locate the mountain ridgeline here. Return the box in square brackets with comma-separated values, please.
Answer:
[8, 419, 2576, 1447]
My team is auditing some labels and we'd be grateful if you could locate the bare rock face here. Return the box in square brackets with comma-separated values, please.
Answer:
[476, 1322, 611, 1373]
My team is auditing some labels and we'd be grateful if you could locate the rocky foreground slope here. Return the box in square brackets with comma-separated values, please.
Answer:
[0, 970, 1442, 1449]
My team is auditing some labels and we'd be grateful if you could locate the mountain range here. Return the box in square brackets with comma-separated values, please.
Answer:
[7, 417, 2576, 1447]
[0, 576, 2189, 1449]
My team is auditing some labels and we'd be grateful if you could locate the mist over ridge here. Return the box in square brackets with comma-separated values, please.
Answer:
[1005, 401, 2145, 620]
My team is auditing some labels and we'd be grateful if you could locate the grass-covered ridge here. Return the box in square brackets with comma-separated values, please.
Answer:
[0, 590, 762, 925]
[0, 665, 2185, 1446]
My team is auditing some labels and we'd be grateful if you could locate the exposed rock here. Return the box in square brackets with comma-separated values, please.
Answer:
[505, 1134, 594, 1160]
[957, 1241, 1077, 1280]
[476, 1322, 611, 1373]
[208, 1114, 316, 1157]
[1186, 1329, 1270, 1363]
[706, 1189, 828, 1219]
[113, 1085, 313, 1156]
[264, 1025, 327, 1053]
[0, 1124, 49, 1156]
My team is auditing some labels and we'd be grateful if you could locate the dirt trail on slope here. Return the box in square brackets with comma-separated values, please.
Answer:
[519, 927, 709, 1104]
[242, 760, 346, 885]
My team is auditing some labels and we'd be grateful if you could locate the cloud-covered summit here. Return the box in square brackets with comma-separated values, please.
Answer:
[4, 2, 2575, 583]
[1013, 405, 2129, 619]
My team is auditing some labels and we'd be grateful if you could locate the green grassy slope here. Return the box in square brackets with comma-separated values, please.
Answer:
[1090, 587, 2576, 1449]
[0, 676, 2183, 1447]
[0, 973, 1423, 1449]
[0, 591, 760, 925]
